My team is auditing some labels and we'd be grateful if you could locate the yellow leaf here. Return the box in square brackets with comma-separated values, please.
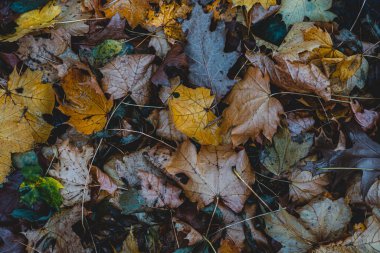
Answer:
[221, 67, 284, 146]
[206, 0, 237, 21]
[0, 2, 61, 42]
[0, 99, 35, 183]
[102, 0, 152, 29]
[0, 68, 55, 143]
[331, 54, 362, 82]
[303, 26, 333, 47]
[168, 85, 221, 145]
[232, 0, 276, 10]
[58, 66, 113, 135]
[146, 2, 191, 41]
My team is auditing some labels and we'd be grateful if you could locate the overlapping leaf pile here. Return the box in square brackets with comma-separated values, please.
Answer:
[1, 0, 380, 252]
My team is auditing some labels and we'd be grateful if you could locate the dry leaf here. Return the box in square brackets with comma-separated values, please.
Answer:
[49, 140, 94, 207]
[289, 169, 329, 204]
[173, 218, 203, 246]
[0, 2, 61, 42]
[206, 0, 237, 22]
[218, 239, 241, 253]
[168, 85, 221, 146]
[149, 29, 170, 59]
[232, 0, 277, 10]
[102, 0, 151, 29]
[146, 2, 191, 41]
[154, 109, 186, 142]
[221, 67, 283, 146]
[164, 140, 255, 212]
[138, 171, 184, 209]
[24, 205, 89, 253]
[58, 65, 113, 135]
[250, 3, 280, 24]
[0, 68, 55, 142]
[121, 229, 141, 253]
[100, 54, 155, 104]
[91, 166, 118, 195]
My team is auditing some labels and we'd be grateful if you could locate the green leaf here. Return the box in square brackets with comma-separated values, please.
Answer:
[21, 165, 42, 182]
[38, 177, 64, 209]
[11, 208, 52, 222]
[260, 128, 314, 175]
[279, 0, 336, 27]
[12, 150, 39, 169]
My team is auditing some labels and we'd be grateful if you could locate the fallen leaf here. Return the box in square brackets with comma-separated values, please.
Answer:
[146, 1, 191, 41]
[182, 4, 239, 100]
[173, 218, 203, 246]
[260, 127, 314, 175]
[250, 3, 280, 24]
[206, 0, 236, 22]
[58, 65, 114, 135]
[102, 0, 151, 29]
[100, 54, 155, 104]
[121, 228, 141, 253]
[138, 171, 184, 209]
[279, 0, 336, 27]
[49, 140, 94, 207]
[351, 100, 380, 133]
[56, 0, 90, 36]
[265, 208, 317, 253]
[331, 54, 363, 82]
[91, 166, 118, 195]
[153, 109, 186, 142]
[298, 197, 352, 241]
[221, 67, 284, 146]
[164, 140, 255, 213]
[248, 52, 331, 100]
[232, 0, 276, 10]
[149, 29, 170, 59]
[23, 205, 89, 253]
[151, 43, 188, 87]
[289, 169, 329, 204]
[168, 85, 221, 146]
[218, 239, 240, 253]
[0, 67, 55, 142]
[0, 2, 61, 42]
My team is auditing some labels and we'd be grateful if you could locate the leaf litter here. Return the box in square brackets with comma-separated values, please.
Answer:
[0, 0, 380, 252]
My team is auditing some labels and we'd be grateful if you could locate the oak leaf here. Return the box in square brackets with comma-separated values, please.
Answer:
[182, 4, 239, 100]
[221, 67, 283, 146]
[58, 65, 113, 135]
[138, 171, 184, 209]
[0, 2, 61, 42]
[168, 85, 221, 146]
[100, 54, 155, 104]
[102, 0, 151, 29]
[49, 140, 94, 207]
[279, 0, 336, 27]
[164, 140, 255, 213]
[232, 0, 276, 10]
[260, 127, 314, 175]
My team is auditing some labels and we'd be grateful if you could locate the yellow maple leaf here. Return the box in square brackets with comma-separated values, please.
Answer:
[102, 0, 152, 29]
[0, 68, 55, 142]
[0, 2, 61, 42]
[232, 0, 276, 10]
[206, 0, 236, 21]
[168, 85, 221, 146]
[331, 54, 362, 82]
[0, 98, 35, 183]
[58, 66, 114, 135]
[146, 2, 191, 41]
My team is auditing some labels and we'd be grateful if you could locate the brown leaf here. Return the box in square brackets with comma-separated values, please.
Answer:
[151, 43, 188, 86]
[91, 166, 118, 195]
[164, 140, 255, 213]
[221, 67, 284, 146]
[100, 54, 155, 104]
[250, 3, 280, 24]
[138, 171, 184, 209]
[173, 218, 203, 246]
[351, 100, 380, 133]
[247, 52, 331, 100]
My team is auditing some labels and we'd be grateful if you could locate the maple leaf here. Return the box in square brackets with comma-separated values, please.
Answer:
[168, 85, 221, 146]
[0, 2, 61, 42]
[102, 0, 152, 29]
[58, 65, 113, 135]
[279, 0, 336, 27]
[232, 0, 276, 10]
[289, 169, 330, 204]
[0, 99, 34, 183]
[138, 171, 184, 209]
[0, 68, 55, 142]
[150, 109, 186, 142]
[260, 127, 314, 175]
[145, 2, 191, 41]
[24, 205, 90, 252]
[182, 4, 239, 101]
[206, 0, 236, 22]
[164, 140, 255, 213]
[248, 52, 331, 100]
[48, 140, 94, 207]
[221, 67, 284, 146]
[100, 54, 155, 104]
